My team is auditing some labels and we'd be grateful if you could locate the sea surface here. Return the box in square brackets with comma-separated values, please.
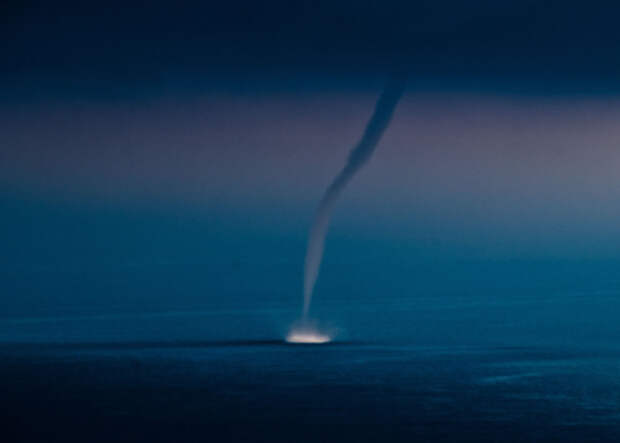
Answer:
[3, 261, 620, 442]
[2, 339, 620, 442]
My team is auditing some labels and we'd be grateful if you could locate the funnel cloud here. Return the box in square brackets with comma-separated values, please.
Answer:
[302, 75, 406, 317]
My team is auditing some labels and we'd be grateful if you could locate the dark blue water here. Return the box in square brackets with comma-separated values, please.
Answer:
[3, 340, 620, 442]
[3, 260, 620, 441]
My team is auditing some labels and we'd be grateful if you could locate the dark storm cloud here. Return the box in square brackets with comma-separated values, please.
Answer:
[3, 1, 620, 95]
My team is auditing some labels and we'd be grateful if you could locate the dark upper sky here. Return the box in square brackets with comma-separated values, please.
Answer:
[3, 0, 620, 96]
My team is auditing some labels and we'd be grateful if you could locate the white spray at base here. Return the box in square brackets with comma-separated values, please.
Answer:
[302, 75, 407, 321]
